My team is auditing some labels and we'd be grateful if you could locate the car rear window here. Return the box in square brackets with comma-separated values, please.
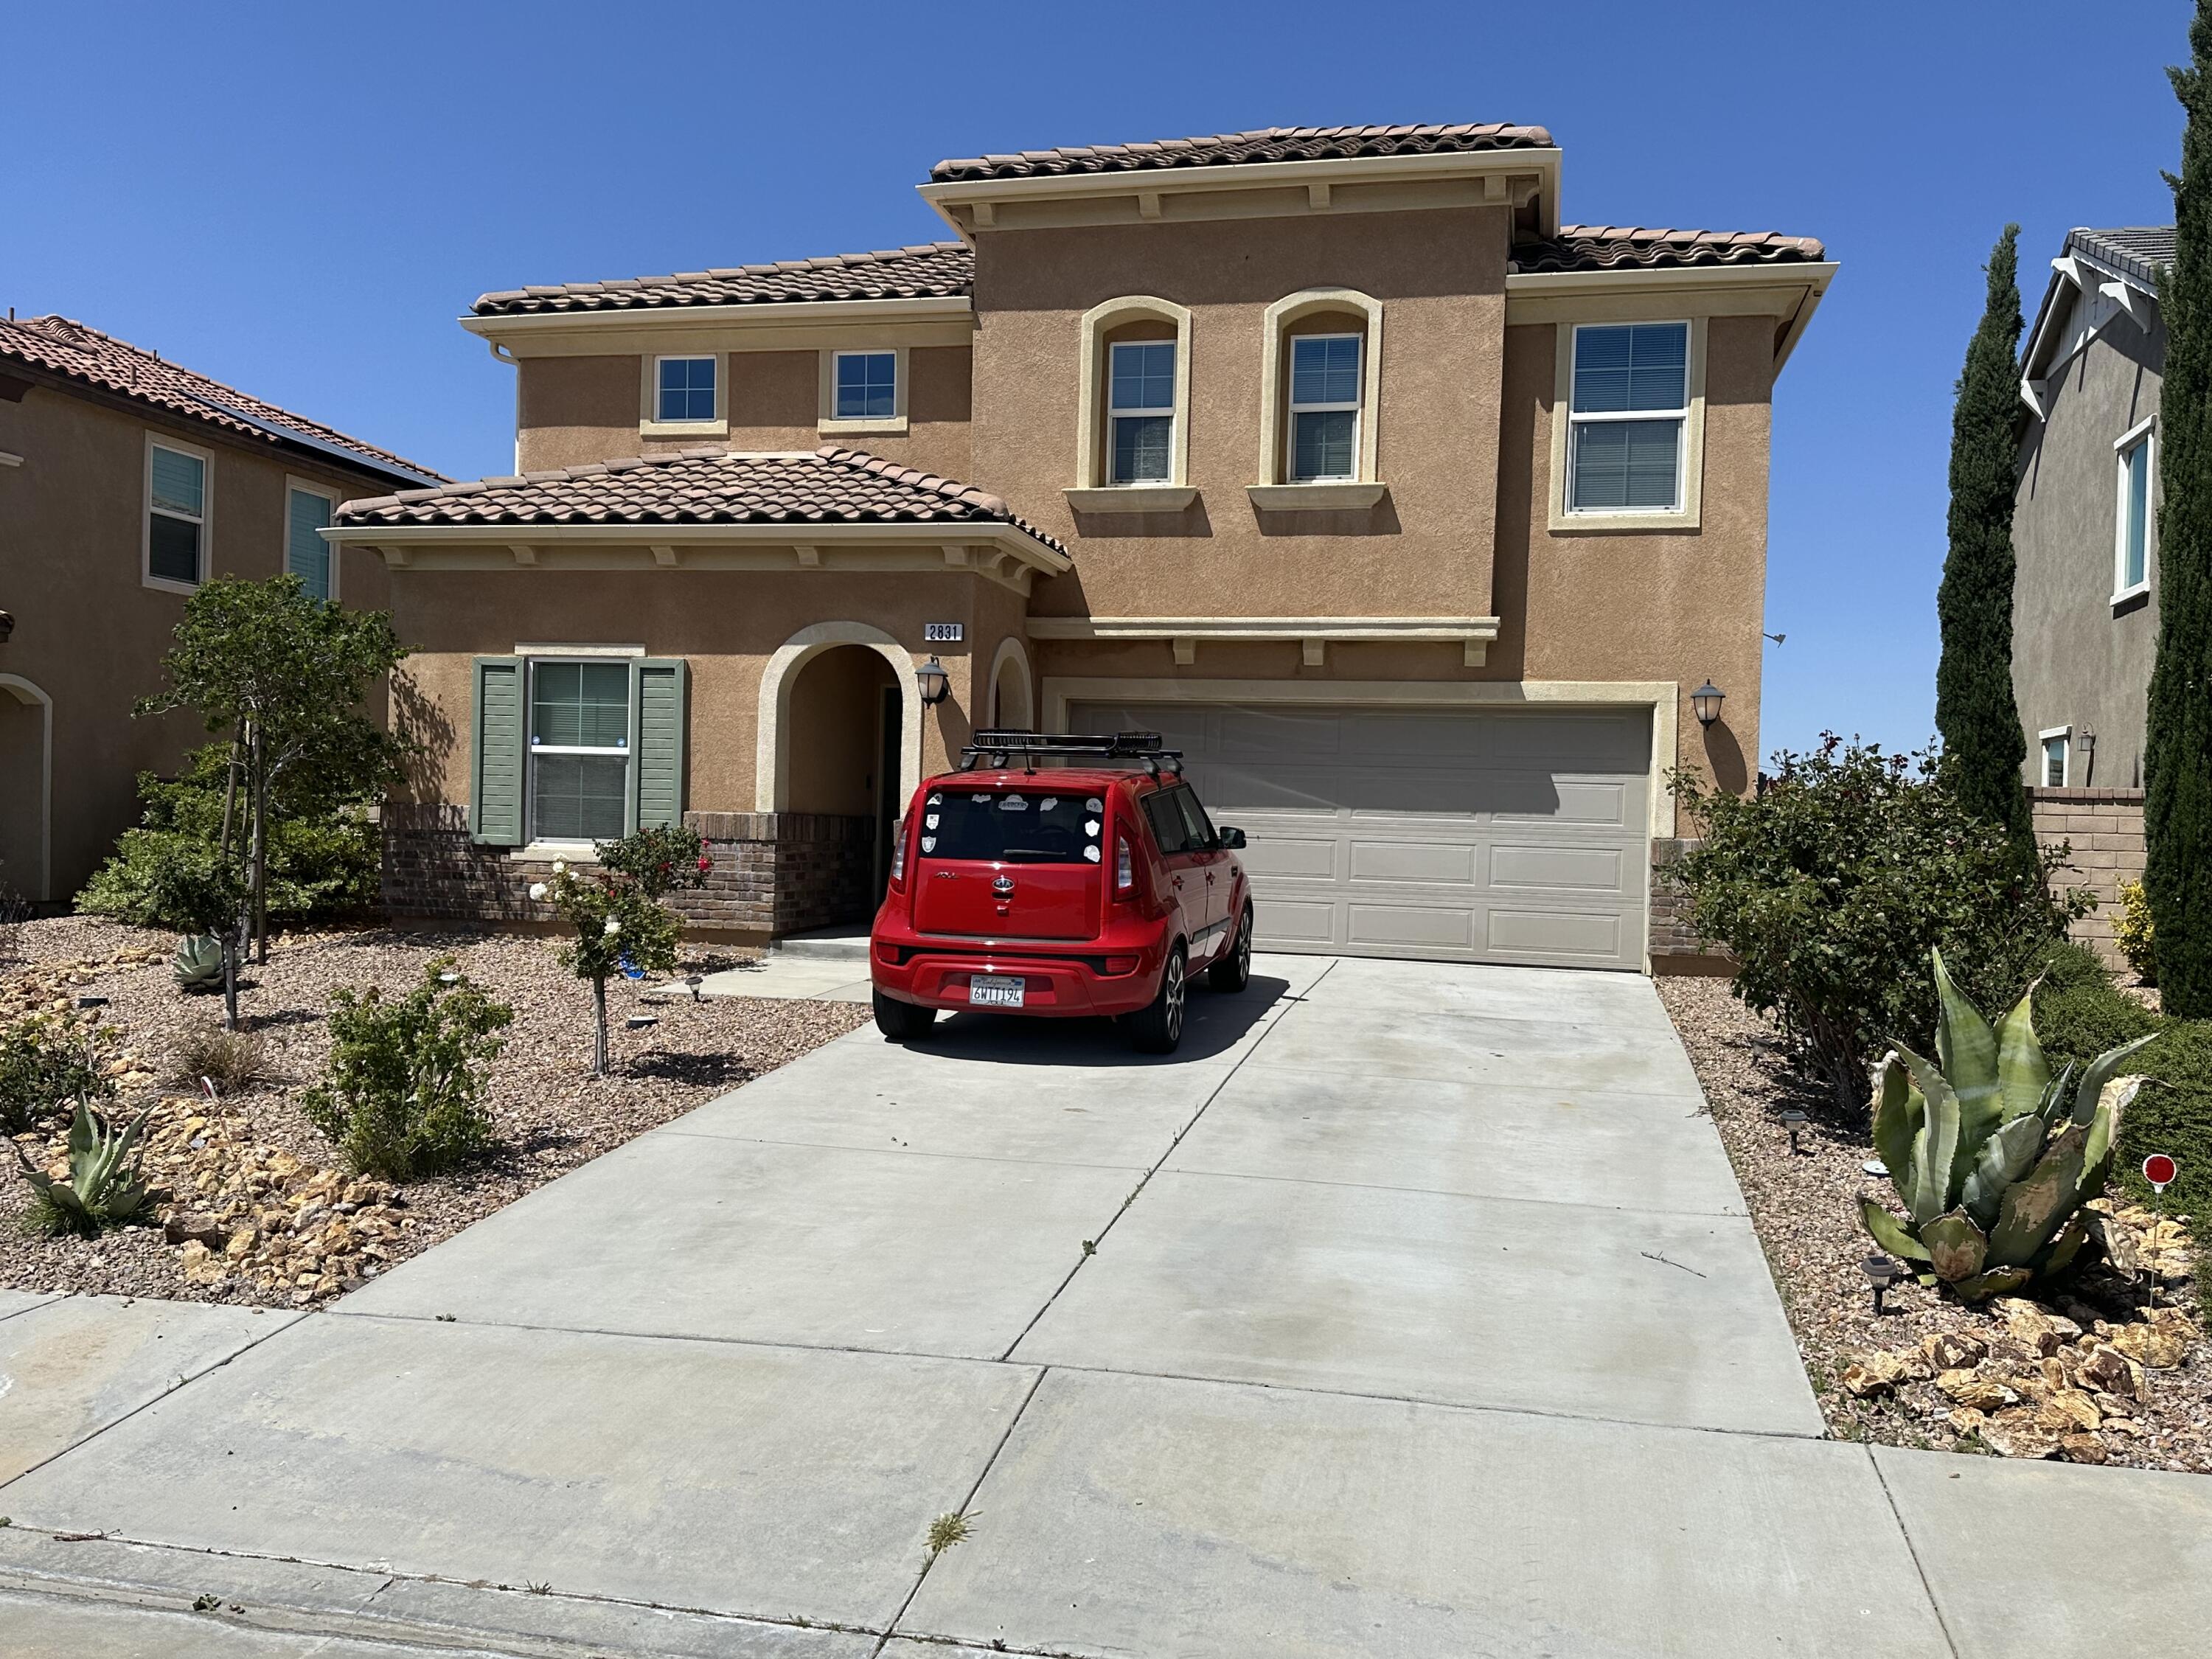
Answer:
[917, 788, 1106, 865]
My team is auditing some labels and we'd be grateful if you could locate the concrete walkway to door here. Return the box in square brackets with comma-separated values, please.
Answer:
[1, 956, 2207, 1657]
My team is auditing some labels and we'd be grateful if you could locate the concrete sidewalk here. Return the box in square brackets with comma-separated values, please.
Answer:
[2, 955, 2207, 1657]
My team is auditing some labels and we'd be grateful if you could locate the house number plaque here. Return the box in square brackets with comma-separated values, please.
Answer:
[923, 622, 964, 642]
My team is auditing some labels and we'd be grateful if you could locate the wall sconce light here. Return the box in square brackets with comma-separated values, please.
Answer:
[1691, 680, 1725, 727]
[914, 655, 951, 708]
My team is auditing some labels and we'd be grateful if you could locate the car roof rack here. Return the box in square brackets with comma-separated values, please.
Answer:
[959, 730, 1184, 777]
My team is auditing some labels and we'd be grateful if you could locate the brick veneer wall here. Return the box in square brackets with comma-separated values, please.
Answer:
[1647, 837, 1723, 971]
[382, 804, 874, 938]
[2030, 787, 2146, 967]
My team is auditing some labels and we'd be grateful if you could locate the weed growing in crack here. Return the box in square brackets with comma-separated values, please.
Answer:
[925, 1510, 975, 1560]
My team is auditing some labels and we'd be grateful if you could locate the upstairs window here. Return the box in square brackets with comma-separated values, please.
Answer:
[1107, 340, 1176, 484]
[1568, 322, 1689, 513]
[833, 351, 898, 420]
[286, 484, 334, 601]
[655, 356, 717, 423]
[2115, 420, 2154, 598]
[2041, 730, 2070, 788]
[529, 660, 630, 843]
[147, 440, 207, 588]
[1288, 335, 1362, 481]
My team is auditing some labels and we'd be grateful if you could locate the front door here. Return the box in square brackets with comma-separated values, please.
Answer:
[874, 684, 902, 901]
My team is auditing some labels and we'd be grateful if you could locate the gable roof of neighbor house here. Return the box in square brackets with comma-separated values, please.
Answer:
[471, 243, 975, 319]
[334, 445, 1069, 554]
[1511, 226, 1827, 274]
[0, 314, 446, 486]
[2020, 225, 2174, 401]
[2067, 226, 2175, 290]
[926, 122, 1554, 183]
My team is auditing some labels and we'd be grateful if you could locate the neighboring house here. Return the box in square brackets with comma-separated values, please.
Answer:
[2014, 226, 2170, 964]
[0, 315, 444, 906]
[334, 122, 1833, 973]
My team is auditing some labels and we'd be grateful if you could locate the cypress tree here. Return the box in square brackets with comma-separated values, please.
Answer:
[1934, 224, 2034, 855]
[2149, 4, 2212, 1017]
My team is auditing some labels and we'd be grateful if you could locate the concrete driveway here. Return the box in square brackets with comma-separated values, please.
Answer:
[2, 956, 2207, 1657]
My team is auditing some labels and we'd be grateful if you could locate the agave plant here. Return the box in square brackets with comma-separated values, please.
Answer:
[1860, 950, 2154, 1301]
[12, 1102, 159, 1236]
[174, 933, 224, 990]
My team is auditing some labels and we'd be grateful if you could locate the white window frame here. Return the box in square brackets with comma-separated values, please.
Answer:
[641, 354, 725, 437]
[2113, 415, 2155, 605]
[1563, 321, 1694, 520]
[144, 433, 212, 595]
[1105, 338, 1178, 485]
[830, 349, 899, 422]
[284, 477, 338, 602]
[524, 654, 634, 851]
[2039, 726, 2071, 789]
[1285, 333, 1363, 483]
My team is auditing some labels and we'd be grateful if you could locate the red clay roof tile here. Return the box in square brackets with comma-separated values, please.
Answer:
[1510, 226, 1826, 274]
[928, 122, 1553, 182]
[471, 243, 974, 318]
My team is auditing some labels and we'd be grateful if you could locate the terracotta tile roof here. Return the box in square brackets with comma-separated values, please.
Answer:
[929, 122, 1552, 183]
[335, 445, 1068, 555]
[472, 243, 974, 318]
[2067, 226, 2174, 288]
[0, 314, 445, 484]
[1510, 226, 1827, 274]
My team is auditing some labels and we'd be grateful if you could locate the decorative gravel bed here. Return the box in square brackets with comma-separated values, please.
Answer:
[1, 916, 868, 1306]
[1658, 974, 2208, 1473]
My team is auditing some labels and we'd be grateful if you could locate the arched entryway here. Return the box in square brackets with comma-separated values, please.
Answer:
[0, 675, 52, 904]
[989, 636, 1034, 730]
[757, 623, 917, 910]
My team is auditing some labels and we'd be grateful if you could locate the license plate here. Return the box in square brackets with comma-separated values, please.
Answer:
[969, 973, 1026, 1008]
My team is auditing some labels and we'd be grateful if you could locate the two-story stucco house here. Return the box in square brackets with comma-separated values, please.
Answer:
[0, 316, 444, 906]
[2013, 226, 2171, 963]
[332, 122, 1832, 973]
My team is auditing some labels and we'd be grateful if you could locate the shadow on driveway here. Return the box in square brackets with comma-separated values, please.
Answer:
[897, 973, 1301, 1067]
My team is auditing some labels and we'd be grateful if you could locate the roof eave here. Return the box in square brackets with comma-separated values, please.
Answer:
[918, 147, 1564, 240]
[462, 293, 973, 335]
[323, 515, 1071, 574]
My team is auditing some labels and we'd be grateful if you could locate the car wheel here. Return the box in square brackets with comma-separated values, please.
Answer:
[873, 988, 937, 1042]
[1130, 946, 1187, 1054]
[1206, 904, 1254, 992]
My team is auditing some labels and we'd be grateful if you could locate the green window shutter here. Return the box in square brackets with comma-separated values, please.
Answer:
[629, 658, 688, 832]
[472, 657, 526, 846]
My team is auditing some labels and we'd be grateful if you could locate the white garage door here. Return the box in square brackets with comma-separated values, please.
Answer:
[1068, 700, 1652, 971]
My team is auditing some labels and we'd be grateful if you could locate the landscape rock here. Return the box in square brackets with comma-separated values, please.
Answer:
[1921, 1329, 1989, 1371]
[1842, 1350, 1930, 1397]
[1935, 1369, 2020, 1411]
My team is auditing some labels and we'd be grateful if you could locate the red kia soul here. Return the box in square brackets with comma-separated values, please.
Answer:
[869, 731, 1253, 1054]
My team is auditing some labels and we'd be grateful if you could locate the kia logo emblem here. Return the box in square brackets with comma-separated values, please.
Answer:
[992, 874, 1015, 896]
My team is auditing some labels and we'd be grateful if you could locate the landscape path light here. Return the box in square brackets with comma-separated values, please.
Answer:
[1779, 1107, 1808, 1155]
[1863, 1254, 1901, 1316]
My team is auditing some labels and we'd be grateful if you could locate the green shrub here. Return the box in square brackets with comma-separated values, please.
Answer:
[536, 833, 694, 1076]
[77, 741, 382, 928]
[2033, 942, 2160, 1067]
[300, 961, 512, 1181]
[594, 823, 711, 900]
[1668, 737, 2090, 1110]
[2116, 880, 2157, 984]
[0, 1018, 111, 1136]
[169, 1026, 265, 1095]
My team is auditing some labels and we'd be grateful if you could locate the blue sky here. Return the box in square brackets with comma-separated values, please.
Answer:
[1, 2, 2192, 762]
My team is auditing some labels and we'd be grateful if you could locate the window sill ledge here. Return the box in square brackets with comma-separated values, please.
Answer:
[1065, 485, 1200, 513]
[1548, 507, 1702, 534]
[638, 420, 728, 440]
[142, 574, 201, 597]
[819, 416, 909, 438]
[513, 843, 602, 864]
[1246, 481, 1387, 512]
[2110, 584, 2152, 611]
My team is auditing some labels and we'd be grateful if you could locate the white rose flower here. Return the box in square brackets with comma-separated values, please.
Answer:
[603, 919, 620, 936]
[551, 859, 568, 875]
[527, 882, 548, 901]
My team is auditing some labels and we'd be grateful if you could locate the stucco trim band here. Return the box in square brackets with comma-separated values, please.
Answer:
[1037, 675, 1679, 844]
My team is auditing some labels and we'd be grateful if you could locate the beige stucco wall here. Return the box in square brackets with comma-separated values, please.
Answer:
[386, 565, 1022, 816]
[513, 346, 974, 481]
[787, 644, 897, 816]
[0, 382, 397, 902]
[971, 206, 1509, 622]
[1494, 313, 1774, 827]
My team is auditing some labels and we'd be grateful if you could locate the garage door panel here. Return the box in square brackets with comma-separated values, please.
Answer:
[1068, 700, 1651, 970]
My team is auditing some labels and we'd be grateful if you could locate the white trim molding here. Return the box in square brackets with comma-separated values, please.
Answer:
[1071, 296, 1194, 504]
[1038, 675, 1681, 842]
[0, 673, 53, 901]
[2112, 414, 2157, 605]
[1255, 288, 1385, 498]
[462, 294, 973, 359]
[2039, 725, 2073, 789]
[1028, 613, 1503, 668]
[755, 621, 921, 813]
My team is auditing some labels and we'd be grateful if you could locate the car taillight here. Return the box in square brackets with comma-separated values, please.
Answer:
[1115, 835, 1135, 894]
[889, 818, 906, 886]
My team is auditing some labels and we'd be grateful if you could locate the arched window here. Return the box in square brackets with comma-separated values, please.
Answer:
[1068, 296, 1195, 509]
[1253, 288, 1385, 509]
